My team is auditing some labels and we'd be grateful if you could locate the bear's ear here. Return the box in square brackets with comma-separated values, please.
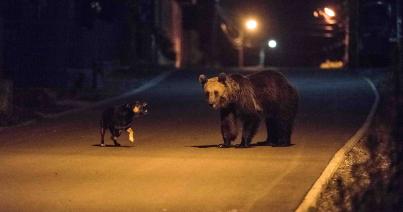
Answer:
[199, 74, 207, 85]
[218, 73, 226, 83]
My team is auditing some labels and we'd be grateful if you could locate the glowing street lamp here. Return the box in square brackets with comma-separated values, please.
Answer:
[238, 18, 259, 67]
[313, 7, 336, 24]
[245, 19, 258, 31]
[259, 39, 277, 67]
[323, 7, 336, 18]
[268, 39, 277, 48]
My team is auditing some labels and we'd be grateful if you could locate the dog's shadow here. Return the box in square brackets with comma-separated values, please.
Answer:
[189, 141, 295, 148]
[189, 144, 230, 148]
[92, 144, 133, 148]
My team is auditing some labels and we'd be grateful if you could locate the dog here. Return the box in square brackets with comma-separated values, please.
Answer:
[100, 101, 148, 147]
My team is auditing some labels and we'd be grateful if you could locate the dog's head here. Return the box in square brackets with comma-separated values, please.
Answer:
[130, 101, 148, 116]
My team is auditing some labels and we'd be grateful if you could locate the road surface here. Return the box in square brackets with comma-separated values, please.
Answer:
[0, 69, 375, 211]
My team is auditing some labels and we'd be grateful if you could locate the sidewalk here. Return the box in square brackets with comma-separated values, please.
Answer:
[0, 68, 172, 130]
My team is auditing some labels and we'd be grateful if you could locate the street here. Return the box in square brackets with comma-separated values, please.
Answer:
[0, 69, 375, 211]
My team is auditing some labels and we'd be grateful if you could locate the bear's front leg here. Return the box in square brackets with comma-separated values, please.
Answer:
[239, 116, 260, 148]
[219, 108, 238, 148]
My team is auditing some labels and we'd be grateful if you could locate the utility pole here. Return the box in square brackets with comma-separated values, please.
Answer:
[395, 0, 402, 97]
[343, 0, 350, 67]
[238, 31, 244, 67]
[0, 17, 13, 116]
[211, 0, 219, 67]
[0, 17, 3, 79]
[347, 0, 359, 68]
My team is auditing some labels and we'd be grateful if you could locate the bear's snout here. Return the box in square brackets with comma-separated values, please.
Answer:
[208, 103, 220, 110]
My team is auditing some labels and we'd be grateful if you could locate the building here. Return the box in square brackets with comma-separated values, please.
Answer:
[0, 0, 188, 87]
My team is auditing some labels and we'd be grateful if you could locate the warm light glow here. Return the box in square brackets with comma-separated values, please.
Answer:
[268, 39, 277, 48]
[324, 7, 336, 17]
[320, 59, 344, 69]
[245, 19, 258, 31]
[313, 7, 337, 24]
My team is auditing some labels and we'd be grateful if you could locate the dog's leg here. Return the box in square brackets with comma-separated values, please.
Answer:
[126, 127, 135, 143]
[110, 128, 121, 146]
[100, 127, 106, 147]
[100, 120, 106, 147]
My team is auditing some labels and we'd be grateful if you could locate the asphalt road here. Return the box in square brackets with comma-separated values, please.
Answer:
[0, 69, 375, 211]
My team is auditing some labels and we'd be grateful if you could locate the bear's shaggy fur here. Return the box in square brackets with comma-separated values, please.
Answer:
[199, 71, 298, 147]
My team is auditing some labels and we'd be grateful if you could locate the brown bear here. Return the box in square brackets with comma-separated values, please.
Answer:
[199, 71, 298, 148]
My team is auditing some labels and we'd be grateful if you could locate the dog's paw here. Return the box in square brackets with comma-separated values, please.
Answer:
[100, 143, 106, 147]
[127, 128, 135, 143]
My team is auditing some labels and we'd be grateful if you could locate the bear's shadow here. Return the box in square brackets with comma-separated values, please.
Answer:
[92, 144, 133, 148]
[190, 141, 295, 148]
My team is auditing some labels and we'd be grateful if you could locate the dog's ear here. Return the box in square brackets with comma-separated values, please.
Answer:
[199, 74, 207, 85]
[218, 73, 226, 84]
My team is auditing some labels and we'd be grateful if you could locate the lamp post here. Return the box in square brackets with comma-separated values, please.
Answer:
[0, 17, 3, 78]
[0, 16, 13, 116]
[259, 39, 277, 67]
[238, 18, 258, 67]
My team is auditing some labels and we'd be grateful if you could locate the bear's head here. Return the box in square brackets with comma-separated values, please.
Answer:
[199, 73, 231, 109]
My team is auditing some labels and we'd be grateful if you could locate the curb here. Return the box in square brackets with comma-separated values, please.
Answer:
[0, 71, 172, 131]
[295, 77, 380, 212]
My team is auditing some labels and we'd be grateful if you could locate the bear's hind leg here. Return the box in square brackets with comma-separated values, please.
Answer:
[275, 120, 293, 147]
[265, 117, 278, 146]
[239, 117, 260, 148]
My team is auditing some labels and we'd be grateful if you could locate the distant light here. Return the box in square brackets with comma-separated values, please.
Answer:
[90, 1, 102, 13]
[324, 7, 336, 17]
[268, 39, 277, 48]
[245, 19, 258, 31]
[320, 59, 344, 69]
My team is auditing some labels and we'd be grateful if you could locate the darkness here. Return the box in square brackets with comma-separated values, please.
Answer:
[218, 0, 332, 66]
[0, 1, 402, 211]
[0, 0, 400, 86]
[213, 0, 399, 67]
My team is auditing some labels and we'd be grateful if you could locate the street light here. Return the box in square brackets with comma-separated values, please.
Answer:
[268, 39, 277, 48]
[323, 7, 336, 18]
[259, 39, 277, 67]
[238, 18, 258, 67]
[245, 19, 258, 31]
[314, 7, 336, 24]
